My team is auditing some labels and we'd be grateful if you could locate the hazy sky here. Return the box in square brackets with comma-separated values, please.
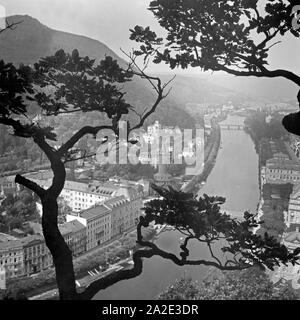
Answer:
[0, 0, 299, 74]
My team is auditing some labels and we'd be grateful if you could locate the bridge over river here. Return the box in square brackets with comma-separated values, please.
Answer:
[219, 124, 245, 130]
[219, 115, 246, 131]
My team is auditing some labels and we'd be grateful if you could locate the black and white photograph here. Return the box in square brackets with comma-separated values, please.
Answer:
[0, 0, 300, 310]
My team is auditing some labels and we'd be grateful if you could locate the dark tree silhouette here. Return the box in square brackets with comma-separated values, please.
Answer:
[79, 185, 300, 300]
[1, 6, 300, 300]
[0, 48, 171, 299]
[130, 0, 300, 134]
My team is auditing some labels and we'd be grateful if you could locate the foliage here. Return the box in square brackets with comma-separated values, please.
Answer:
[143, 185, 300, 271]
[2, 228, 155, 299]
[157, 267, 298, 300]
[157, 276, 199, 300]
[130, 1, 299, 73]
[0, 39, 172, 299]
[57, 198, 72, 224]
[244, 111, 288, 147]
[0, 189, 39, 232]
[1, 5, 299, 298]
[93, 163, 156, 181]
[130, 0, 300, 137]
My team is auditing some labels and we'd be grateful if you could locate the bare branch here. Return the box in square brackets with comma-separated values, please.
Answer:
[63, 151, 96, 164]
[215, 65, 300, 87]
[15, 174, 46, 198]
[57, 125, 114, 157]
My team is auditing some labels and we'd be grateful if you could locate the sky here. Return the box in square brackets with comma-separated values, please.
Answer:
[0, 0, 299, 75]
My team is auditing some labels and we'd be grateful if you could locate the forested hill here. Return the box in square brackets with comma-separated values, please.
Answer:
[0, 15, 195, 130]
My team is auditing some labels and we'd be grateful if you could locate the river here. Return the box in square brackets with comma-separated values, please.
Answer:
[94, 115, 260, 300]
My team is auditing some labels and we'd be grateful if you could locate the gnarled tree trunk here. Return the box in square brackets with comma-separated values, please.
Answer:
[42, 195, 79, 300]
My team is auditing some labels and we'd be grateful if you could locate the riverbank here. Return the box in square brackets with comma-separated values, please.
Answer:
[244, 114, 292, 240]
[3, 225, 156, 300]
[93, 115, 260, 300]
[183, 122, 221, 194]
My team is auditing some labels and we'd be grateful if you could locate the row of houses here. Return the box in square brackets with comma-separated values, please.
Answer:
[24, 170, 146, 213]
[261, 139, 300, 185]
[0, 185, 143, 287]
[259, 138, 300, 239]
[66, 185, 142, 250]
[258, 137, 300, 290]
[0, 219, 86, 282]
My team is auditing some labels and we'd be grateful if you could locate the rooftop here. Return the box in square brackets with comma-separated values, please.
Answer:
[21, 235, 45, 247]
[24, 170, 53, 181]
[64, 180, 119, 196]
[103, 196, 128, 209]
[79, 204, 111, 221]
[0, 233, 18, 242]
[59, 220, 85, 235]
[11, 228, 26, 236]
[266, 158, 300, 170]
[0, 239, 23, 252]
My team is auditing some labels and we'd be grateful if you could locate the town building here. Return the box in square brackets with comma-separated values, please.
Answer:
[21, 235, 52, 276]
[106, 195, 141, 239]
[60, 180, 120, 212]
[265, 158, 300, 184]
[67, 185, 143, 250]
[109, 186, 144, 239]
[58, 220, 86, 257]
[29, 172, 139, 213]
[0, 238, 24, 279]
[67, 204, 111, 251]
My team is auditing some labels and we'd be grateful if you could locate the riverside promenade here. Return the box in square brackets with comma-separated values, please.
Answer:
[182, 122, 221, 194]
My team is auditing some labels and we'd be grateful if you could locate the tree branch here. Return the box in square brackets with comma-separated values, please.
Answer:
[57, 125, 113, 157]
[80, 234, 250, 300]
[216, 65, 300, 87]
[79, 248, 154, 300]
[15, 174, 46, 198]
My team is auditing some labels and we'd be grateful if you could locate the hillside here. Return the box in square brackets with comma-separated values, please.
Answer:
[154, 73, 299, 107]
[0, 15, 195, 130]
[153, 74, 251, 106]
[0, 15, 121, 67]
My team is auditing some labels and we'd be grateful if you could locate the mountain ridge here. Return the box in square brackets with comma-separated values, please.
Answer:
[0, 15, 195, 129]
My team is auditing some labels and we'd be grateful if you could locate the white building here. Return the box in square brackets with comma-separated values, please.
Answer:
[265, 158, 300, 184]
[60, 180, 119, 212]
[0, 238, 24, 279]
[67, 204, 111, 251]
[29, 174, 121, 212]
[67, 185, 143, 251]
